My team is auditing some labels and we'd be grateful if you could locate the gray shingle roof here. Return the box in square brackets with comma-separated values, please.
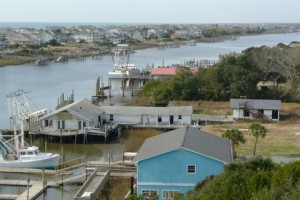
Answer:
[40, 98, 104, 120]
[133, 126, 232, 164]
[101, 106, 192, 116]
[230, 99, 281, 110]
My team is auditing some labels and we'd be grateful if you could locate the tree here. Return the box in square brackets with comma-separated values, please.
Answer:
[249, 122, 267, 156]
[222, 128, 246, 158]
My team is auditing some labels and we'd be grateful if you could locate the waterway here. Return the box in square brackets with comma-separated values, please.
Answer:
[1, 32, 300, 199]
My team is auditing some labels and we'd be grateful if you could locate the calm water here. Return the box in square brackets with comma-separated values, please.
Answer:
[1, 31, 300, 199]
[1, 32, 300, 129]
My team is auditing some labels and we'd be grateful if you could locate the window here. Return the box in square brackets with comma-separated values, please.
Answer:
[58, 121, 61, 129]
[258, 109, 264, 114]
[142, 190, 158, 197]
[110, 114, 114, 121]
[163, 190, 179, 200]
[178, 115, 182, 120]
[62, 120, 65, 129]
[78, 121, 82, 130]
[83, 121, 86, 128]
[187, 165, 196, 174]
[45, 120, 49, 127]
[158, 116, 162, 123]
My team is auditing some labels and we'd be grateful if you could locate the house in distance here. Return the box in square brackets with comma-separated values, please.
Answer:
[230, 97, 281, 121]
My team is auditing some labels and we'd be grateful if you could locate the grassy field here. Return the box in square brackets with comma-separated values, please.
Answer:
[121, 100, 300, 157]
[199, 101, 300, 156]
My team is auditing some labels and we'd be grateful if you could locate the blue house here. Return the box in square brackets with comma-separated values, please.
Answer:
[133, 126, 233, 199]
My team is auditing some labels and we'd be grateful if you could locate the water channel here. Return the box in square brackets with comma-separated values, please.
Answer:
[1, 32, 300, 199]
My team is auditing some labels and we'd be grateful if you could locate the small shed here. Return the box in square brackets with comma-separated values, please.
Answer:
[230, 98, 281, 121]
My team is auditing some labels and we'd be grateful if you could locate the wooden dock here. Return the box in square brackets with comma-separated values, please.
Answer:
[0, 167, 57, 175]
[0, 180, 45, 200]
[0, 194, 19, 200]
[0, 157, 137, 200]
[74, 170, 110, 200]
[17, 182, 45, 200]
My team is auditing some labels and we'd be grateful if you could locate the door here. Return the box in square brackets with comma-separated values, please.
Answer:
[170, 115, 174, 124]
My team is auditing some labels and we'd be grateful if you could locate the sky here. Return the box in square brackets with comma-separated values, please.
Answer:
[1, 0, 300, 24]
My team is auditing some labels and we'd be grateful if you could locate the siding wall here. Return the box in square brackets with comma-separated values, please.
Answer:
[41, 114, 96, 132]
[137, 149, 224, 199]
[233, 109, 279, 121]
[102, 114, 191, 125]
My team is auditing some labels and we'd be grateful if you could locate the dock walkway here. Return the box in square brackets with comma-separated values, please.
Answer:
[74, 170, 110, 200]
[17, 181, 44, 200]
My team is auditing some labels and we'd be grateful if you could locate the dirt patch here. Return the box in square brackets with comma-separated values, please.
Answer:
[171, 100, 231, 115]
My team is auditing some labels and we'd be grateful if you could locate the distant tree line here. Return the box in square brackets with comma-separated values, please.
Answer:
[142, 43, 300, 103]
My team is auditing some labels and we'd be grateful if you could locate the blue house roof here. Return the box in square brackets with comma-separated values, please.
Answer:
[133, 126, 233, 164]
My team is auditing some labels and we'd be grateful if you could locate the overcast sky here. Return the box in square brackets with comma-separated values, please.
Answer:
[1, 0, 299, 24]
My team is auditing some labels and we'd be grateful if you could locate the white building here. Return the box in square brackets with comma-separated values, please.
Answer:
[39, 98, 193, 136]
[40, 99, 104, 134]
[101, 105, 192, 126]
[230, 98, 281, 121]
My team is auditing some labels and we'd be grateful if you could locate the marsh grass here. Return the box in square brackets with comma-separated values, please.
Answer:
[0, 57, 29, 67]
[98, 178, 132, 200]
[121, 128, 164, 152]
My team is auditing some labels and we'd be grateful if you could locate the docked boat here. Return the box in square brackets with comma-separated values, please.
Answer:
[0, 89, 60, 169]
[108, 44, 141, 79]
[0, 140, 60, 169]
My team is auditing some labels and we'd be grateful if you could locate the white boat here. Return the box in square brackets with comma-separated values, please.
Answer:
[0, 141, 60, 169]
[108, 44, 141, 79]
[0, 89, 60, 169]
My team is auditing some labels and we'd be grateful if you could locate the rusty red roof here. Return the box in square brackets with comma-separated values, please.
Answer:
[151, 67, 198, 75]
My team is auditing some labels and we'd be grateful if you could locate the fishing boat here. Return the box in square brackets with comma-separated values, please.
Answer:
[108, 44, 141, 79]
[0, 89, 60, 169]
[0, 139, 60, 169]
[107, 44, 145, 96]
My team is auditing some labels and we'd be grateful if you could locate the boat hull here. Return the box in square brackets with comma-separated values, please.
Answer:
[0, 154, 60, 169]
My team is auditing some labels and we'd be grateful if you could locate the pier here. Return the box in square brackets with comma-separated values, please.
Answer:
[74, 170, 110, 200]
[0, 154, 137, 200]
[0, 180, 46, 200]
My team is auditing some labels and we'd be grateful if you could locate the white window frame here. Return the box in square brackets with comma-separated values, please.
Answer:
[187, 165, 196, 174]
[162, 190, 179, 200]
[141, 189, 158, 197]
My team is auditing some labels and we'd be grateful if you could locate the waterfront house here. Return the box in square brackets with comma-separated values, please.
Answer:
[230, 98, 281, 121]
[101, 105, 192, 127]
[133, 126, 233, 199]
[39, 98, 104, 135]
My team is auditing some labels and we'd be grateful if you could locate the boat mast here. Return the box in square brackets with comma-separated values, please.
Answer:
[11, 95, 19, 155]
[7, 89, 31, 151]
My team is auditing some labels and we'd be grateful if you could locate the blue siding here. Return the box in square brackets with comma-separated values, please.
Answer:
[137, 149, 224, 199]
